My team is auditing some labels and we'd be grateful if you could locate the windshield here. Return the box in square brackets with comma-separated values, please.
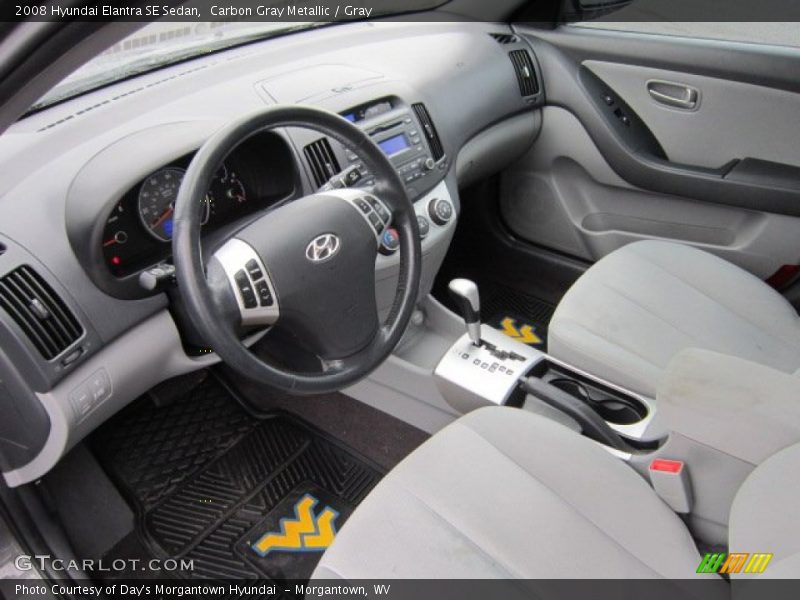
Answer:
[32, 0, 447, 112]
[32, 21, 320, 111]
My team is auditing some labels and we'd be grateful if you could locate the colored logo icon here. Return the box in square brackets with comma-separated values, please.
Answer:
[697, 552, 772, 574]
[251, 494, 339, 557]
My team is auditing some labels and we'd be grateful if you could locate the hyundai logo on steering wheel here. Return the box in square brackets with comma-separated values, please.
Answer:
[305, 233, 341, 263]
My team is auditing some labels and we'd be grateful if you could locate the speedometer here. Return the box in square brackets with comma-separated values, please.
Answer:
[137, 167, 210, 241]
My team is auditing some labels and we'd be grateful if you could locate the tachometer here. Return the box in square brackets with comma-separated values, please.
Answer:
[137, 167, 210, 241]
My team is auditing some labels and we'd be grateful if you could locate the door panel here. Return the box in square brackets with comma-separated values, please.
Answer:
[584, 60, 800, 170]
[502, 26, 800, 278]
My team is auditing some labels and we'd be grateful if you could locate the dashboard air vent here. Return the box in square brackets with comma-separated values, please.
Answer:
[0, 266, 83, 360]
[490, 33, 520, 44]
[303, 138, 341, 187]
[509, 49, 539, 97]
[412, 103, 444, 161]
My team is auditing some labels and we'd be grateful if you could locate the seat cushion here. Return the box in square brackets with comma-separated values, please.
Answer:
[312, 407, 702, 579]
[548, 241, 800, 398]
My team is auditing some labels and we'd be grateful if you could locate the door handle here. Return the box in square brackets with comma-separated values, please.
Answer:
[647, 80, 699, 110]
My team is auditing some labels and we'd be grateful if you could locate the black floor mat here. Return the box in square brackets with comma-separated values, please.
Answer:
[92, 375, 383, 583]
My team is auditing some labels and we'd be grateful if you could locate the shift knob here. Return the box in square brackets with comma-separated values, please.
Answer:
[448, 278, 481, 346]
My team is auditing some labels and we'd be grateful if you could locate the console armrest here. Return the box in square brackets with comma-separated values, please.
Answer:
[657, 349, 800, 465]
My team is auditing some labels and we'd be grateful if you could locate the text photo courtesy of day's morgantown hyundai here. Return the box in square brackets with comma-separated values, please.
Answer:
[1, 1, 800, 599]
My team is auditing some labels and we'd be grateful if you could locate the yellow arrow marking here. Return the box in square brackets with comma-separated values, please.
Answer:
[500, 317, 542, 345]
[252, 494, 339, 556]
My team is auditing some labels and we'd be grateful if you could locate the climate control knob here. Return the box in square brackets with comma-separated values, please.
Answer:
[423, 157, 436, 171]
[428, 198, 453, 226]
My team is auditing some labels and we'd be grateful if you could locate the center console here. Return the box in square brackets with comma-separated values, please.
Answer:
[433, 278, 659, 456]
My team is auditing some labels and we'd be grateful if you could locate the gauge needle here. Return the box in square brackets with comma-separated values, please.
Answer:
[103, 238, 117, 247]
[150, 206, 174, 229]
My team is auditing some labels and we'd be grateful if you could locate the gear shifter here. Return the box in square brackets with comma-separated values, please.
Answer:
[448, 278, 481, 346]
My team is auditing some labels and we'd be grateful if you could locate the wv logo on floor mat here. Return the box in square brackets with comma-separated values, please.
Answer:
[251, 494, 339, 557]
[499, 317, 543, 346]
[697, 552, 772, 574]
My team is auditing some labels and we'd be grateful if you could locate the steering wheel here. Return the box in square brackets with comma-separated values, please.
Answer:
[172, 106, 422, 395]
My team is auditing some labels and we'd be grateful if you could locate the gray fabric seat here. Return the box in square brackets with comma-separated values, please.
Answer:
[312, 407, 800, 580]
[548, 240, 800, 398]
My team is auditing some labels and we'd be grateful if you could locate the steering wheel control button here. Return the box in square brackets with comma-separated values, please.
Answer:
[367, 197, 390, 222]
[355, 197, 371, 213]
[380, 228, 400, 255]
[417, 215, 430, 239]
[213, 239, 279, 327]
[235, 270, 258, 308]
[368, 211, 383, 233]
[255, 280, 274, 307]
[246, 259, 263, 281]
[428, 198, 453, 226]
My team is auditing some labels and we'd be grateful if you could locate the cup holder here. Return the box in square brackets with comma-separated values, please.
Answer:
[527, 360, 649, 426]
[548, 378, 647, 425]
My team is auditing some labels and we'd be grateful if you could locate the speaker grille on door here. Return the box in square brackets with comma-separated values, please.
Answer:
[0, 265, 83, 360]
[303, 138, 341, 187]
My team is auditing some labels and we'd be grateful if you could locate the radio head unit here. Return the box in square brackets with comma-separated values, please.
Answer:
[339, 98, 447, 198]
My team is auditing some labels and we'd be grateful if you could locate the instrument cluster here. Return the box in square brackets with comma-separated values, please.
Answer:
[101, 132, 296, 278]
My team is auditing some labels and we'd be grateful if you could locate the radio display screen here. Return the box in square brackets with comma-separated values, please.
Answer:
[378, 134, 410, 156]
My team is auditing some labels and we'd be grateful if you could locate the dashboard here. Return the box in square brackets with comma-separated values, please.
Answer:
[0, 21, 544, 485]
[101, 132, 297, 277]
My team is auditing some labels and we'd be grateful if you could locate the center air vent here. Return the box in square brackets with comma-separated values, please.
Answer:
[509, 49, 539, 97]
[0, 266, 83, 360]
[412, 103, 444, 161]
[303, 138, 341, 187]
